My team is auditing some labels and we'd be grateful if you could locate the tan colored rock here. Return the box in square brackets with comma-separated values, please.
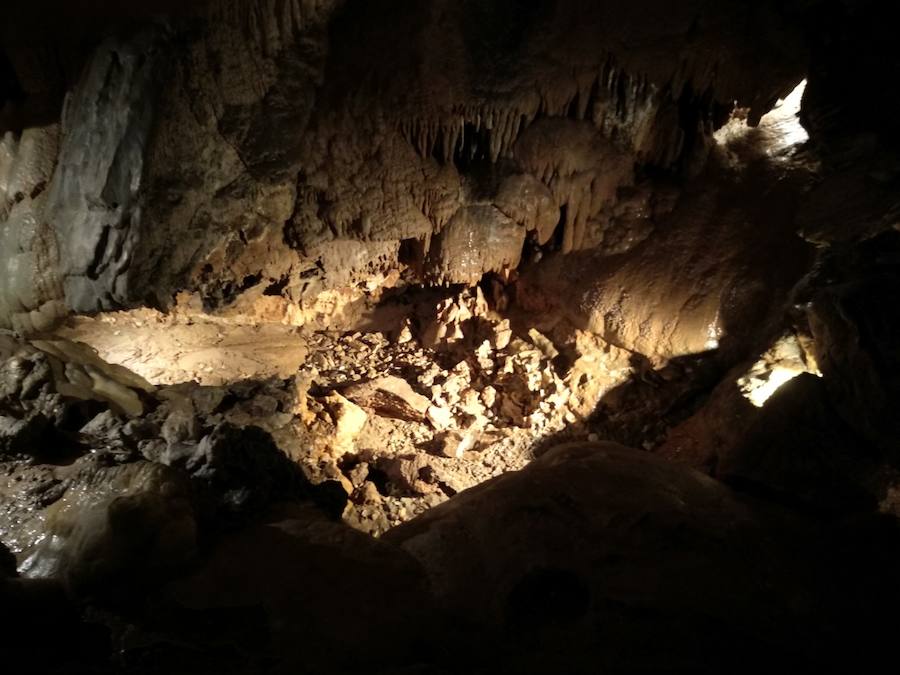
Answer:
[323, 392, 367, 456]
[435, 430, 476, 459]
[396, 319, 413, 344]
[527, 328, 559, 360]
[341, 376, 430, 422]
[458, 389, 485, 418]
[3, 337, 154, 417]
[491, 319, 512, 350]
[479, 389, 496, 415]
[426, 405, 454, 430]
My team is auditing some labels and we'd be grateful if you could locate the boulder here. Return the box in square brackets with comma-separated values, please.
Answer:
[385, 441, 853, 673]
[157, 508, 440, 674]
[340, 375, 430, 422]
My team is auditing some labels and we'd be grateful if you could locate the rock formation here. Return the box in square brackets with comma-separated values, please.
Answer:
[2, 0, 900, 673]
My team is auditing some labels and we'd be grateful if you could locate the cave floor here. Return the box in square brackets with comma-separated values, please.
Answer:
[58, 309, 310, 386]
[55, 297, 624, 535]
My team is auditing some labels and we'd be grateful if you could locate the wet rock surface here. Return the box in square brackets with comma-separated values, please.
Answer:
[0, 320, 899, 673]
[0, 334, 344, 586]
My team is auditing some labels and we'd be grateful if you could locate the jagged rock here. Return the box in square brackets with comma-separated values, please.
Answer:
[426, 404, 454, 430]
[321, 391, 367, 456]
[527, 328, 559, 360]
[162, 423, 322, 520]
[481, 385, 498, 409]
[457, 388, 486, 418]
[160, 409, 202, 446]
[0, 539, 16, 576]
[79, 409, 122, 438]
[420, 288, 489, 349]
[340, 375, 430, 422]
[1, 334, 154, 417]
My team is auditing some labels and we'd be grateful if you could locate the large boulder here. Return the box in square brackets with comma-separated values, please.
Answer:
[384, 441, 882, 673]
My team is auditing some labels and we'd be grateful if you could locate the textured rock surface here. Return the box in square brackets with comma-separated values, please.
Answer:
[156, 508, 438, 674]
[386, 441, 900, 673]
[3, 2, 900, 673]
[0, 332, 344, 588]
[1, 0, 812, 336]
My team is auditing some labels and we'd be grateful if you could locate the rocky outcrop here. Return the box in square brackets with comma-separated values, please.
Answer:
[155, 508, 438, 674]
[0, 332, 344, 589]
[47, 29, 171, 314]
[0, 124, 63, 333]
[805, 232, 900, 459]
[386, 441, 900, 673]
[1, 0, 814, 337]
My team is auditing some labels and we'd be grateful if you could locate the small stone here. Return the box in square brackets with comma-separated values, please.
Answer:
[426, 405, 454, 430]
[481, 386, 497, 409]
[436, 430, 476, 458]
[492, 319, 512, 350]
[397, 320, 413, 344]
[527, 328, 559, 360]
[458, 389, 485, 417]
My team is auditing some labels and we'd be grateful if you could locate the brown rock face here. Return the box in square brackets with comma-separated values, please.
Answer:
[386, 441, 897, 673]
[1, 0, 812, 332]
[159, 510, 437, 674]
[340, 375, 431, 422]
[3, 2, 900, 673]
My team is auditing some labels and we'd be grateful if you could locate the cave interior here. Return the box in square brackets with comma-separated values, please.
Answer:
[2, 1, 900, 673]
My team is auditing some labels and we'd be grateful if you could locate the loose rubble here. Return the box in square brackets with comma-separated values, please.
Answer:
[28, 286, 639, 536]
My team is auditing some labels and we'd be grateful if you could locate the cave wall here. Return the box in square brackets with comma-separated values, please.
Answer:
[2, 0, 813, 336]
[2, 0, 898, 374]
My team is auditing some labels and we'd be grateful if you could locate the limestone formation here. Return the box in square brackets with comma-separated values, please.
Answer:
[2, 2, 900, 672]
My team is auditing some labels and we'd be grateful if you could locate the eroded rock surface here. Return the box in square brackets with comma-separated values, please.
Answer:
[3, 2, 900, 673]
[1, 0, 811, 336]
[386, 441, 900, 673]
